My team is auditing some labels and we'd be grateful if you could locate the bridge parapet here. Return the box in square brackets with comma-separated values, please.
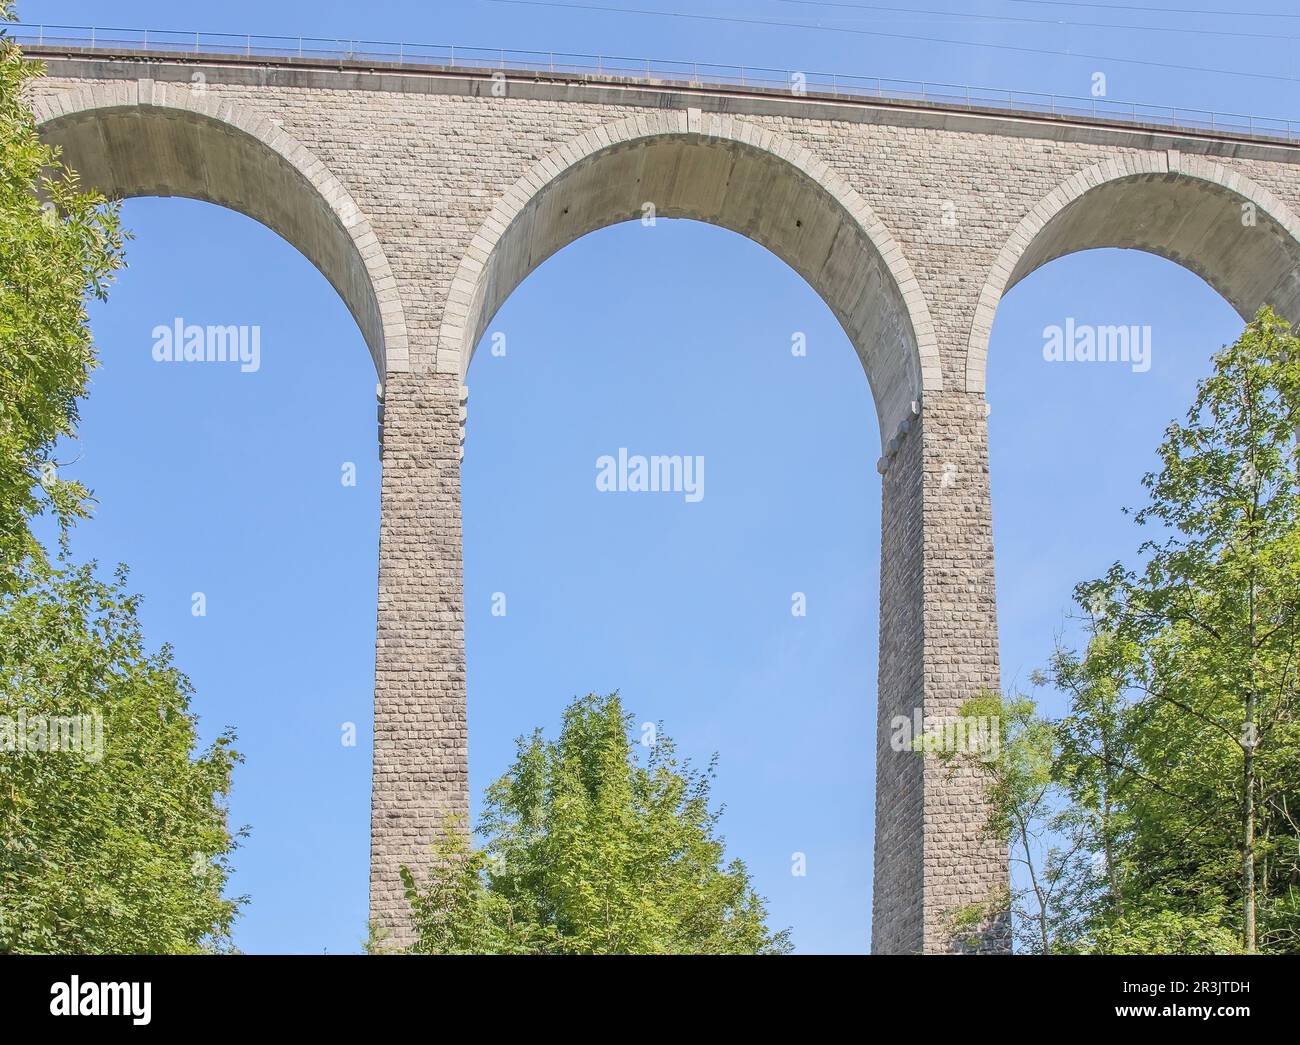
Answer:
[14, 22, 1300, 146]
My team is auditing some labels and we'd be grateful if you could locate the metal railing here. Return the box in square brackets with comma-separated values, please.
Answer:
[9, 22, 1299, 144]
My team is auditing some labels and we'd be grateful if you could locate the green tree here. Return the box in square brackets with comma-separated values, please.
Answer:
[0, 6, 125, 588]
[1044, 616, 1137, 917]
[0, 13, 242, 953]
[922, 691, 1091, 954]
[389, 822, 541, 955]
[397, 693, 791, 955]
[1098, 307, 1300, 953]
[1041, 613, 1246, 954]
[0, 561, 244, 953]
[1025, 308, 1300, 955]
[913, 311, 1300, 955]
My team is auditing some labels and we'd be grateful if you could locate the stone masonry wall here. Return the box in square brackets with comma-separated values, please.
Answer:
[370, 371, 467, 947]
[918, 391, 1007, 953]
[872, 411, 926, 954]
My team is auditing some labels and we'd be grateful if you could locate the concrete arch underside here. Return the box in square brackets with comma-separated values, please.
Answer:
[437, 110, 940, 447]
[32, 81, 408, 376]
[966, 153, 1300, 393]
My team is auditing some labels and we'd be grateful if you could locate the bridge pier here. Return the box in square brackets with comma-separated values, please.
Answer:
[873, 391, 1009, 953]
[370, 370, 469, 948]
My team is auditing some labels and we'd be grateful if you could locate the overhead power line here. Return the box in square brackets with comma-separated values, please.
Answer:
[484, 0, 1300, 83]
[1009, 0, 1300, 18]
[774, 0, 1297, 41]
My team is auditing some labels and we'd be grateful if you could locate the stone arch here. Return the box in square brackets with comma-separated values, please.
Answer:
[435, 110, 939, 445]
[965, 152, 1300, 394]
[31, 79, 408, 376]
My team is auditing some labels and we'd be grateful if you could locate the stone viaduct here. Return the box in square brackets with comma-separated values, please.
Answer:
[22, 37, 1300, 953]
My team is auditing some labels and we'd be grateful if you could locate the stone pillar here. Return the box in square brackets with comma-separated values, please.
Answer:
[369, 370, 468, 947]
[872, 401, 926, 953]
[872, 389, 1009, 953]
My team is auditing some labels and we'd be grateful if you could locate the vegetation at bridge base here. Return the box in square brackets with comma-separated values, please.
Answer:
[0, 9, 244, 954]
[929, 308, 1300, 955]
[387, 692, 792, 955]
[0, 561, 245, 953]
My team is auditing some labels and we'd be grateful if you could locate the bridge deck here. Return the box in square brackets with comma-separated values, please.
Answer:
[12, 24, 1300, 150]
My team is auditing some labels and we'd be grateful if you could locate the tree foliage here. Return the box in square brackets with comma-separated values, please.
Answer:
[0, 561, 243, 953]
[0, 13, 240, 953]
[0, 7, 125, 588]
[932, 309, 1300, 954]
[925, 691, 1094, 954]
[1075, 306, 1300, 953]
[396, 693, 791, 955]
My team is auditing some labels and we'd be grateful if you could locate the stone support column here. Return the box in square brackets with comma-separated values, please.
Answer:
[369, 370, 468, 946]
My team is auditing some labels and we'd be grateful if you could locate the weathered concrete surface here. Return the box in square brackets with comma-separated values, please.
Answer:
[26, 49, 1300, 953]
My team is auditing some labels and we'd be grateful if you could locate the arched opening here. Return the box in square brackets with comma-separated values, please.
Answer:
[975, 156, 1300, 672]
[447, 115, 942, 952]
[33, 83, 408, 376]
[32, 90, 392, 953]
[988, 249, 1244, 681]
[967, 156, 1300, 396]
[438, 112, 939, 447]
[462, 216, 880, 953]
[976, 157, 1300, 947]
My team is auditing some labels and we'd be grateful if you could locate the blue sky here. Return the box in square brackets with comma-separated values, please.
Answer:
[19, 0, 1299, 953]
